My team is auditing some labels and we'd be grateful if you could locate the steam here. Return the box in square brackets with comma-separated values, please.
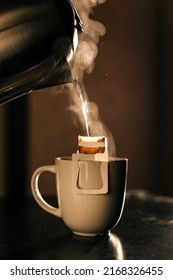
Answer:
[70, 0, 106, 79]
[69, 0, 116, 156]
[52, 0, 116, 156]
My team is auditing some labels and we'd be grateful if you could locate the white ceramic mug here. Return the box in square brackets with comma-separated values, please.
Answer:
[31, 156, 128, 237]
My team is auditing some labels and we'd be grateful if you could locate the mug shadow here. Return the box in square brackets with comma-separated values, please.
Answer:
[4, 231, 124, 260]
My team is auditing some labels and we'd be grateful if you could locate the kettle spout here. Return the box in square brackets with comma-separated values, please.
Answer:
[38, 58, 73, 89]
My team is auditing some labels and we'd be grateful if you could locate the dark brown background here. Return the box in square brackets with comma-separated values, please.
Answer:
[1, 0, 173, 197]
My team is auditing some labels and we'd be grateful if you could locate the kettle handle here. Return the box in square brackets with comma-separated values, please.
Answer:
[31, 165, 62, 218]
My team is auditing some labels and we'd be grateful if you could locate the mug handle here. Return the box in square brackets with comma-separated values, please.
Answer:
[31, 165, 61, 218]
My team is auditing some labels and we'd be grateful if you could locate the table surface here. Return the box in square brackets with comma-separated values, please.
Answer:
[0, 189, 173, 260]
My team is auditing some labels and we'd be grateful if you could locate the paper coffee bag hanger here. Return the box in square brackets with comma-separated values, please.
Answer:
[0, 0, 83, 104]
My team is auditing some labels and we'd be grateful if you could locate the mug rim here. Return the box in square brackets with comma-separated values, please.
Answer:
[56, 156, 128, 162]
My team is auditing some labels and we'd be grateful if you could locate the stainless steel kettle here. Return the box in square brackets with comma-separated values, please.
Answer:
[0, 0, 83, 104]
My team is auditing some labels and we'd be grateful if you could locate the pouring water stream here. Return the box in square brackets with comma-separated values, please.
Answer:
[73, 79, 91, 137]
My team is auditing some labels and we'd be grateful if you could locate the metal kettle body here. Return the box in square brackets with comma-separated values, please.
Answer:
[0, 0, 83, 104]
